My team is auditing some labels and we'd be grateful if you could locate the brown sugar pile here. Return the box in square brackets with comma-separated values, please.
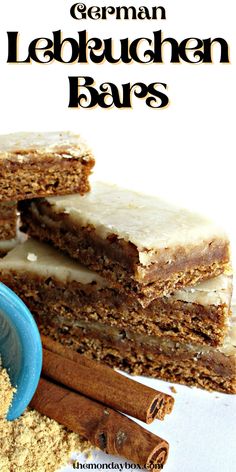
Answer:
[0, 361, 91, 472]
[0, 360, 16, 419]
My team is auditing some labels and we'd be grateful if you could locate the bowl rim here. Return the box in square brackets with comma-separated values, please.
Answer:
[0, 282, 42, 420]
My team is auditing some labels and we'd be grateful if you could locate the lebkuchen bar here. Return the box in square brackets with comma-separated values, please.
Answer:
[0, 239, 232, 347]
[19, 182, 231, 306]
[0, 131, 95, 201]
[0, 238, 235, 394]
[0, 202, 18, 256]
[41, 311, 236, 394]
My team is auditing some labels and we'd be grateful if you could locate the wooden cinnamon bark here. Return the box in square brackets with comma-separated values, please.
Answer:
[42, 335, 174, 422]
[30, 378, 169, 468]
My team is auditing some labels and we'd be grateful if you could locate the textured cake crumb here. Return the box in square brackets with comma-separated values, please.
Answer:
[0, 359, 91, 471]
[170, 386, 177, 394]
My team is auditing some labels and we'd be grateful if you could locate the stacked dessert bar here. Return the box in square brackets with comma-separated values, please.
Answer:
[0, 131, 94, 254]
[0, 131, 94, 200]
[0, 133, 235, 394]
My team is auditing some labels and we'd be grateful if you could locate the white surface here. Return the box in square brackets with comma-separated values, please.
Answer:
[60, 374, 236, 472]
[0, 1, 235, 471]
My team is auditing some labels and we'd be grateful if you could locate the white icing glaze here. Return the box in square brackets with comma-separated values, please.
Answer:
[27, 253, 38, 262]
[0, 238, 19, 251]
[0, 230, 27, 251]
[0, 238, 105, 286]
[46, 182, 228, 266]
[0, 131, 91, 160]
[219, 306, 236, 356]
[172, 274, 232, 306]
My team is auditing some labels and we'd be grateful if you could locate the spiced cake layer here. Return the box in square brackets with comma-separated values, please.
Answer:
[0, 131, 95, 201]
[19, 182, 231, 305]
[0, 239, 232, 347]
[0, 202, 17, 240]
[39, 313, 236, 394]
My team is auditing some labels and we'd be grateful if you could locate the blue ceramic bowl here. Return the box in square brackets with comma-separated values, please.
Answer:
[0, 282, 42, 420]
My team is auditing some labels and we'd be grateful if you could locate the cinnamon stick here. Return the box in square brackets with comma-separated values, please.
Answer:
[41, 335, 174, 423]
[30, 378, 169, 468]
